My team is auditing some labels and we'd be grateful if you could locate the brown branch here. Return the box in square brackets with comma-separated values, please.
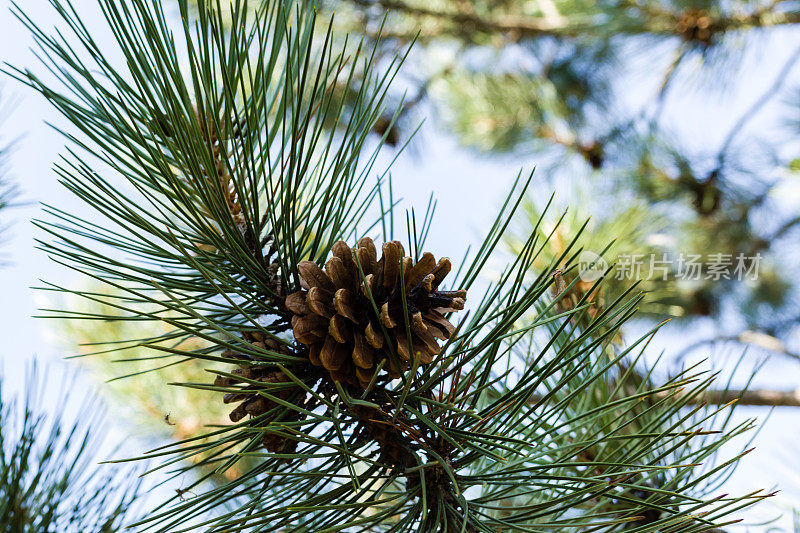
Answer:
[676, 388, 800, 407]
[353, 0, 565, 37]
[352, 0, 800, 41]
[650, 43, 688, 126]
[675, 332, 800, 364]
[529, 387, 800, 408]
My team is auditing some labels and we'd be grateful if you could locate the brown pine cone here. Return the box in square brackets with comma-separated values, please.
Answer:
[214, 331, 303, 453]
[351, 404, 415, 468]
[286, 238, 466, 387]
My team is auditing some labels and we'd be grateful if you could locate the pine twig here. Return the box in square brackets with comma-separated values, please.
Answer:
[676, 331, 800, 365]
[718, 43, 800, 164]
[529, 387, 800, 407]
[669, 387, 800, 407]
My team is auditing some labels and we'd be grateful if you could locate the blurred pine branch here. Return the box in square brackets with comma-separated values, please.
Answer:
[0, 363, 141, 532]
[303, 0, 800, 366]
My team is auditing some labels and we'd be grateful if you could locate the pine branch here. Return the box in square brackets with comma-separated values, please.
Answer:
[352, 0, 567, 38]
[529, 387, 800, 408]
[676, 331, 800, 364]
[718, 43, 800, 164]
[692, 388, 800, 408]
[349, 0, 800, 41]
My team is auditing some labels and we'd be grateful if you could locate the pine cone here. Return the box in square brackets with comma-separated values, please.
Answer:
[351, 404, 415, 468]
[214, 331, 303, 453]
[286, 238, 466, 387]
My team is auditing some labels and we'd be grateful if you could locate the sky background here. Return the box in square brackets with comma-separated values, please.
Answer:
[1, 0, 800, 529]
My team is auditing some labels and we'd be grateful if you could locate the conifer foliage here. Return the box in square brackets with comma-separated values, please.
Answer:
[9, 0, 768, 531]
[0, 365, 140, 532]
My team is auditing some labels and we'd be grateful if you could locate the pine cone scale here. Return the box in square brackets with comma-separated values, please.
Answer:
[321, 337, 349, 371]
[352, 335, 375, 369]
[291, 314, 327, 344]
[411, 312, 426, 332]
[285, 291, 310, 314]
[334, 288, 358, 322]
[328, 314, 350, 343]
[332, 240, 358, 275]
[381, 241, 403, 288]
[355, 237, 377, 273]
[425, 310, 454, 339]
[307, 287, 334, 318]
[298, 261, 335, 292]
[380, 302, 397, 328]
[406, 252, 436, 288]
[431, 258, 451, 286]
[325, 256, 354, 290]
[365, 322, 384, 349]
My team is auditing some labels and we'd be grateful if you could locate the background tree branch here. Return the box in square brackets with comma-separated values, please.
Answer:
[352, 0, 800, 41]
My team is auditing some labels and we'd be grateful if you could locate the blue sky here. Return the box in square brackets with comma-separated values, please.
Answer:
[1, 0, 800, 528]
